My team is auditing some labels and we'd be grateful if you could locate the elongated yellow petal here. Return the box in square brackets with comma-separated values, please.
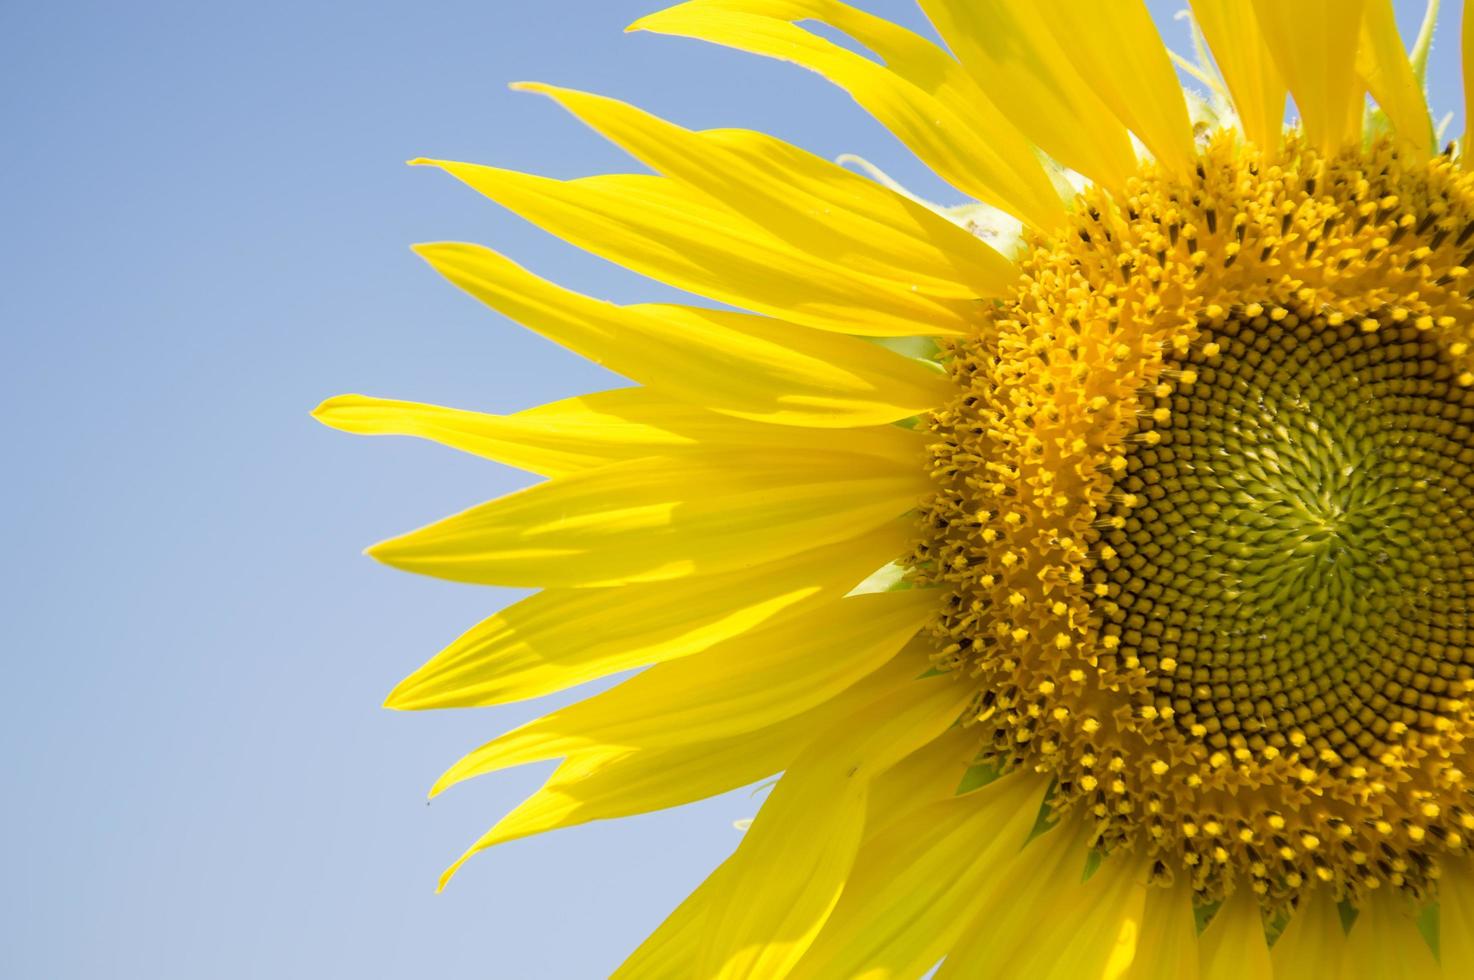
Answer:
[1271, 887, 1345, 979]
[789, 771, 1048, 980]
[414, 243, 952, 426]
[515, 82, 1014, 299]
[1357, 0, 1434, 158]
[1442, 860, 1474, 975]
[386, 524, 909, 709]
[314, 388, 931, 477]
[695, 669, 972, 977]
[1033, 0, 1196, 176]
[860, 724, 979, 839]
[1341, 890, 1439, 979]
[628, 0, 1065, 229]
[613, 854, 728, 979]
[1123, 880, 1199, 980]
[1054, 859, 1149, 980]
[608, 650, 955, 978]
[313, 393, 614, 477]
[938, 825, 1148, 980]
[421, 165, 975, 337]
[433, 590, 937, 793]
[368, 446, 927, 588]
[437, 651, 927, 888]
[1342, 79, 1369, 149]
[1189, 0, 1287, 150]
[1464, 0, 1474, 166]
[1250, 0, 1366, 154]
[915, 0, 1138, 191]
[1198, 887, 1271, 980]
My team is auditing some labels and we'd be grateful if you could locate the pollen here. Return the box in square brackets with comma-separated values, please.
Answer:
[913, 134, 1474, 909]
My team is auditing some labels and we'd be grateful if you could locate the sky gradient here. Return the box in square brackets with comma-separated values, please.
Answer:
[3, 1, 1463, 976]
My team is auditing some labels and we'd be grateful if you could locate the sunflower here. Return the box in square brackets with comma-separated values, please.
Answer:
[316, 0, 1474, 975]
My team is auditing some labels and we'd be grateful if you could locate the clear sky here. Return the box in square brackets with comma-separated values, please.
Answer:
[2, 1, 1463, 976]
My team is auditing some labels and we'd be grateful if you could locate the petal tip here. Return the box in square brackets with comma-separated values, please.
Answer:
[383, 671, 432, 711]
[364, 540, 397, 563]
[409, 241, 449, 264]
[309, 396, 345, 423]
[428, 769, 460, 800]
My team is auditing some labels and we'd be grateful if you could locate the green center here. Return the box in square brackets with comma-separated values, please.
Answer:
[1092, 307, 1474, 765]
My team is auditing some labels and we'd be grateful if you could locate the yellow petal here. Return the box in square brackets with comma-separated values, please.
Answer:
[1272, 887, 1345, 978]
[1198, 886, 1271, 980]
[695, 668, 972, 977]
[915, 0, 1138, 191]
[413, 243, 952, 426]
[314, 388, 930, 477]
[1070, 861, 1150, 980]
[420, 166, 975, 337]
[1357, 0, 1434, 159]
[1342, 78, 1369, 150]
[438, 650, 925, 888]
[1250, 0, 1367, 154]
[1033, 0, 1196, 176]
[1123, 880, 1199, 980]
[974, 853, 1146, 980]
[313, 392, 621, 477]
[368, 446, 927, 588]
[432, 590, 937, 793]
[788, 771, 1049, 980]
[861, 724, 980, 839]
[1189, 0, 1287, 150]
[937, 823, 1149, 980]
[1340, 889, 1439, 979]
[386, 523, 910, 709]
[1464, 0, 1474, 166]
[1442, 859, 1474, 975]
[515, 82, 1015, 298]
[612, 853, 728, 978]
[628, 0, 1065, 230]
[608, 651, 957, 978]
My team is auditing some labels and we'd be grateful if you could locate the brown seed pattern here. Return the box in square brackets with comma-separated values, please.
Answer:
[914, 133, 1474, 907]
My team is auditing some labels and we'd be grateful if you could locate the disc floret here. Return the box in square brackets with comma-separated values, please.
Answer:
[916, 133, 1474, 907]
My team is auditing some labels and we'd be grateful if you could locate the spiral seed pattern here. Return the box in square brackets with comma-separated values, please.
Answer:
[915, 134, 1474, 907]
[1100, 309, 1474, 769]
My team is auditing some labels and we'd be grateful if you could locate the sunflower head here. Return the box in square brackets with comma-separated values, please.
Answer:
[917, 131, 1474, 911]
[322, 0, 1474, 975]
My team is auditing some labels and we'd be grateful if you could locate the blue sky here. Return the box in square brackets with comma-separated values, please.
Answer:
[2, 1, 1462, 976]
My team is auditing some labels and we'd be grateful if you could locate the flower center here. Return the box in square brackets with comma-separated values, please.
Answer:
[1102, 306, 1474, 770]
[914, 134, 1474, 908]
